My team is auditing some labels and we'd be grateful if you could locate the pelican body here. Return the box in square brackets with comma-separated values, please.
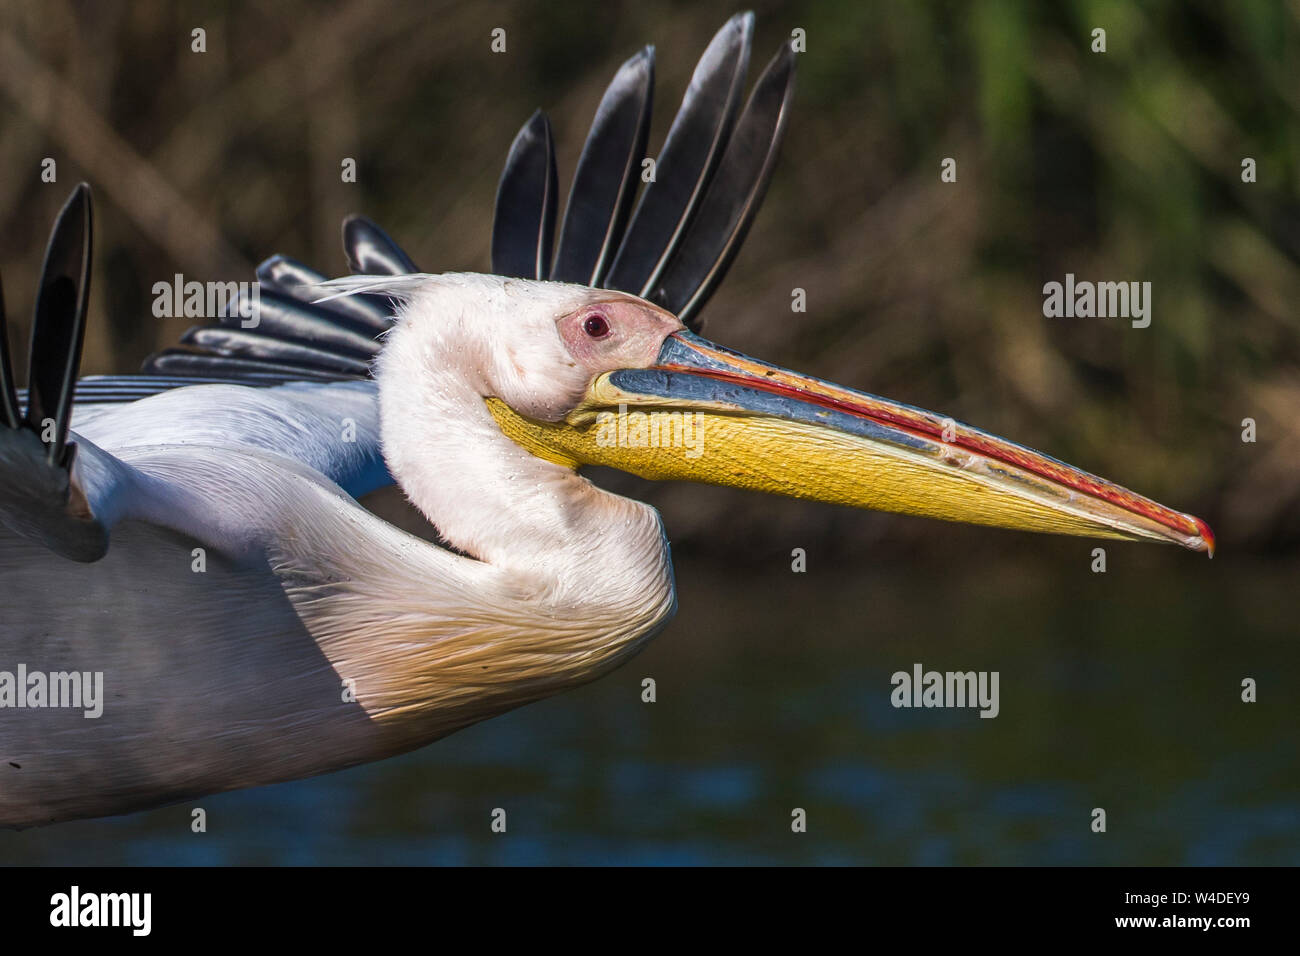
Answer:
[0, 15, 1211, 828]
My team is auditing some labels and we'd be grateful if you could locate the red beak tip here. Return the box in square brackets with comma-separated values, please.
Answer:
[1191, 515, 1216, 558]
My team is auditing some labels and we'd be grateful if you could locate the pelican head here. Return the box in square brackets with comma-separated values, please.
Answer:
[349, 273, 1213, 556]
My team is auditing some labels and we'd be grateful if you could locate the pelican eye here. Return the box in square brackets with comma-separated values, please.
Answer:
[583, 313, 611, 338]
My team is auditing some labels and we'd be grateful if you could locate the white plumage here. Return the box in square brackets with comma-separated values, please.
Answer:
[0, 276, 679, 827]
[0, 19, 1211, 829]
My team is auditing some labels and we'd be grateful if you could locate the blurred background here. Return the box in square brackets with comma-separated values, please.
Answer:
[0, 0, 1296, 864]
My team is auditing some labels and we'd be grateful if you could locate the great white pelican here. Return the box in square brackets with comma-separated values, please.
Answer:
[0, 14, 1211, 828]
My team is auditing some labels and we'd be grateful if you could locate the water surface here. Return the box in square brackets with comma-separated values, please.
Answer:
[2, 543, 1295, 865]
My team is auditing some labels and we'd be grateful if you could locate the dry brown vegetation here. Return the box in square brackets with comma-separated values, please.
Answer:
[1, 0, 1296, 558]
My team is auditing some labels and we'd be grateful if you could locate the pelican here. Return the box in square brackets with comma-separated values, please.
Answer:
[0, 15, 1212, 828]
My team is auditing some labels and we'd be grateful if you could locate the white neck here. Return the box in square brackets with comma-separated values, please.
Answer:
[268, 293, 682, 752]
[375, 313, 675, 621]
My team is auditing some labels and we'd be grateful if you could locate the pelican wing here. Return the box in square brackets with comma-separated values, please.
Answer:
[599, 14, 754, 305]
[649, 43, 796, 323]
[1, 186, 391, 563]
[141, 221, 407, 386]
[131, 15, 795, 400]
[550, 48, 655, 287]
[0, 185, 117, 562]
[492, 110, 558, 281]
[495, 12, 797, 329]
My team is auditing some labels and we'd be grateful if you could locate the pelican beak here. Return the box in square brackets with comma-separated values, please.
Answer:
[488, 330, 1214, 553]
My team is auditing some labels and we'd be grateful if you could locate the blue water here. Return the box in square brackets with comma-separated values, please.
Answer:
[2, 545, 1296, 865]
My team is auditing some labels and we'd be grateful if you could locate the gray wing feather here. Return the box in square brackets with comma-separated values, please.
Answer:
[4, 379, 388, 563]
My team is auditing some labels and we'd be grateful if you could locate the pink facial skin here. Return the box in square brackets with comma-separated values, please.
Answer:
[556, 296, 683, 381]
